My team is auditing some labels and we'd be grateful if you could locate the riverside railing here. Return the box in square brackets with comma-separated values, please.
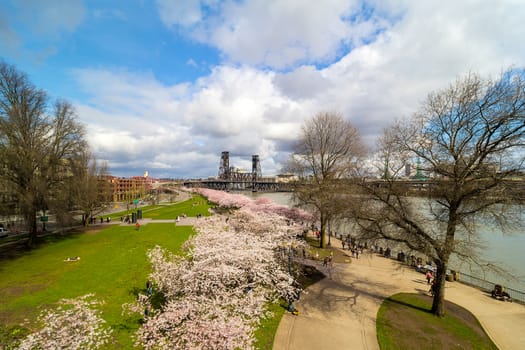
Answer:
[458, 272, 525, 303]
[330, 235, 525, 303]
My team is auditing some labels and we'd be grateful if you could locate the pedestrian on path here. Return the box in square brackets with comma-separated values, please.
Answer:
[426, 270, 432, 285]
[429, 278, 437, 296]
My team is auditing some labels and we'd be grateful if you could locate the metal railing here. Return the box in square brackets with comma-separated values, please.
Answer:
[366, 245, 525, 303]
[458, 272, 525, 303]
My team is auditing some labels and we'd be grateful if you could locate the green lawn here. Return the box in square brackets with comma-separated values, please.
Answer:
[376, 293, 498, 350]
[0, 223, 193, 349]
[142, 195, 212, 219]
[253, 302, 287, 350]
[0, 196, 295, 349]
[106, 194, 213, 221]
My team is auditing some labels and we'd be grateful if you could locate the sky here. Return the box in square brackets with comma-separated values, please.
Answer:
[1, 0, 524, 179]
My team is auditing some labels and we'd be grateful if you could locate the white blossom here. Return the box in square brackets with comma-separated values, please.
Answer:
[17, 294, 112, 350]
[135, 190, 310, 349]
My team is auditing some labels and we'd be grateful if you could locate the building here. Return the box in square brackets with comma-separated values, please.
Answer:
[108, 171, 156, 203]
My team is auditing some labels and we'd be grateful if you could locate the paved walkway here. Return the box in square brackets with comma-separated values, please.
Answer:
[273, 246, 525, 350]
[118, 217, 200, 227]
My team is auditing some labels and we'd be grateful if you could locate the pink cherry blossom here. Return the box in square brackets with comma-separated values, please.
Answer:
[135, 189, 311, 349]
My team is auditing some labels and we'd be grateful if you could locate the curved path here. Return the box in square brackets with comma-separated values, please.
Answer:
[273, 245, 525, 350]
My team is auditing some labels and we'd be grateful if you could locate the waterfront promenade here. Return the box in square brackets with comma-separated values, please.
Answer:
[273, 244, 525, 350]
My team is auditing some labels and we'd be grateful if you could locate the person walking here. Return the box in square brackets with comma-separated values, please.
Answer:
[146, 280, 153, 296]
[426, 270, 433, 285]
[429, 278, 437, 296]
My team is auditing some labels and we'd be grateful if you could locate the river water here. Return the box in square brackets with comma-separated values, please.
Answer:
[245, 191, 525, 291]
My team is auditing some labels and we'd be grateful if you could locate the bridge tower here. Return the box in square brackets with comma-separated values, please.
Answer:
[252, 155, 262, 181]
[219, 151, 230, 180]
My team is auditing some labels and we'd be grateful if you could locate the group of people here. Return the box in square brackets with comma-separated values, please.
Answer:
[322, 252, 334, 267]
[340, 235, 366, 259]
[491, 284, 512, 302]
[89, 216, 111, 224]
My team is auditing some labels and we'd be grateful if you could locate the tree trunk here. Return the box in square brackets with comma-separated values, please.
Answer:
[431, 260, 447, 316]
[431, 205, 457, 316]
[26, 213, 38, 247]
[319, 213, 327, 248]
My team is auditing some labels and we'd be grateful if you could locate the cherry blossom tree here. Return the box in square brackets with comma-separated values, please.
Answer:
[17, 294, 112, 350]
[12, 189, 314, 350]
[192, 188, 313, 223]
[134, 190, 313, 349]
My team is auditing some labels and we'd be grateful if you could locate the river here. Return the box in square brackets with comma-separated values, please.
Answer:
[245, 191, 525, 292]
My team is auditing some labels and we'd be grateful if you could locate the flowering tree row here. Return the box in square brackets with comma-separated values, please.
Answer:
[135, 189, 314, 349]
[14, 189, 314, 349]
[191, 188, 314, 223]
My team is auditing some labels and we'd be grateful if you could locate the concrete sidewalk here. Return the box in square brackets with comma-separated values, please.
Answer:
[118, 217, 200, 226]
[273, 249, 525, 350]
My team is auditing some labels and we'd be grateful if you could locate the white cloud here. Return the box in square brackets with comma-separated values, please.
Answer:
[156, 0, 216, 28]
[157, 0, 393, 69]
[72, 65, 310, 177]
[71, 0, 525, 178]
[186, 58, 198, 68]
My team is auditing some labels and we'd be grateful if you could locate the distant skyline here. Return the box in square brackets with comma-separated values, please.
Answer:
[1, 0, 524, 178]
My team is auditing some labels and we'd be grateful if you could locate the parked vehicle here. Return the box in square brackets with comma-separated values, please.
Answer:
[0, 227, 9, 238]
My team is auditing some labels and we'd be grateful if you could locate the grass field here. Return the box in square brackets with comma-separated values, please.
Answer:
[376, 293, 498, 350]
[106, 194, 213, 221]
[0, 223, 194, 348]
[0, 196, 295, 349]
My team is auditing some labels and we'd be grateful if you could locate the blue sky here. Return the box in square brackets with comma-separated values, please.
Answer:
[1, 0, 524, 178]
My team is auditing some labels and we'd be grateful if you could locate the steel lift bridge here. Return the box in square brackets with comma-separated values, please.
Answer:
[184, 151, 289, 192]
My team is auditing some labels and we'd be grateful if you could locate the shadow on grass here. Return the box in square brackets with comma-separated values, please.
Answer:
[128, 286, 167, 312]
[0, 228, 90, 264]
[384, 295, 432, 314]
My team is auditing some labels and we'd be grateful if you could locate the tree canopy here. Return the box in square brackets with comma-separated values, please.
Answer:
[0, 60, 102, 244]
[288, 111, 365, 247]
[351, 69, 525, 316]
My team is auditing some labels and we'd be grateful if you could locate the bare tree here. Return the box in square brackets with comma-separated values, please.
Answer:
[287, 111, 365, 248]
[70, 151, 112, 226]
[351, 70, 525, 316]
[52, 149, 112, 228]
[0, 61, 89, 245]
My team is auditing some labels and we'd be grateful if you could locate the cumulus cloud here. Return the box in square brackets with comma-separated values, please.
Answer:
[73, 0, 525, 178]
[72, 65, 310, 177]
[156, 0, 394, 69]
